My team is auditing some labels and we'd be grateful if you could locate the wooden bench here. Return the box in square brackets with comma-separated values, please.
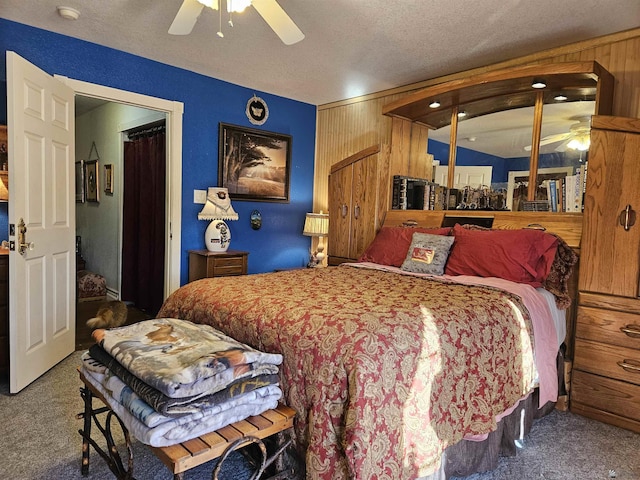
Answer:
[78, 369, 298, 480]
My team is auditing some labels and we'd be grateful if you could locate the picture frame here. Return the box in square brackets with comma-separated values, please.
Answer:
[85, 159, 99, 203]
[104, 164, 114, 195]
[75, 160, 85, 203]
[218, 122, 292, 203]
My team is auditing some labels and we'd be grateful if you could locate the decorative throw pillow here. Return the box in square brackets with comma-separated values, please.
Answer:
[401, 232, 455, 275]
[358, 226, 451, 267]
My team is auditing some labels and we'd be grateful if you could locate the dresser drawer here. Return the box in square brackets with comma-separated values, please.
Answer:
[577, 306, 640, 350]
[574, 338, 640, 386]
[208, 256, 245, 276]
[572, 369, 640, 424]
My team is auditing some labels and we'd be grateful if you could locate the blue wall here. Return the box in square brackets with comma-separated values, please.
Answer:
[0, 19, 317, 283]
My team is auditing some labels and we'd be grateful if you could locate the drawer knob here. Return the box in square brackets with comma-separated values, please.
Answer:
[617, 359, 640, 373]
[620, 325, 640, 338]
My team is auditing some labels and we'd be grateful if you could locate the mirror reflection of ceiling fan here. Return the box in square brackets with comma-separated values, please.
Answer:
[524, 118, 591, 152]
[169, 0, 305, 45]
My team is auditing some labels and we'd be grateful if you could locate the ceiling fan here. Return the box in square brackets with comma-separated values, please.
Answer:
[524, 118, 591, 152]
[169, 0, 305, 45]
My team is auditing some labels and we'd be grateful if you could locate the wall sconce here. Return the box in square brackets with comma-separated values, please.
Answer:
[303, 212, 329, 267]
[198, 187, 238, 252]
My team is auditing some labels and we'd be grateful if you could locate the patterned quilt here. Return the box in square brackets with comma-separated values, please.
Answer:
[158, 265, 551, 480]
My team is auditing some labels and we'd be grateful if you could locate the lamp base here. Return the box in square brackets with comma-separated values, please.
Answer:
[205, 219, 232, 252]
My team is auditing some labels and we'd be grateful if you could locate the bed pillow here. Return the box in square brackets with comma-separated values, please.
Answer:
[444, 224, 558, 286]
[401, 232, 455, 275]
[358, 226, 451, 267]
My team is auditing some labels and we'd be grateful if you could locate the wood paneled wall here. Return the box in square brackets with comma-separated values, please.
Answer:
[313, 28, 640, 213]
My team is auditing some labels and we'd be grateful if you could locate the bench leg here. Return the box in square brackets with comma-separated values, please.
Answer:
[77, 386, 136, 480]
[79, 386, 93, 475]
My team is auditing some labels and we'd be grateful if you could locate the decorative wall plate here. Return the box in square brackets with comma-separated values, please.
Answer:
[246, 95, 269, 125]
[250, 210, 262, 230]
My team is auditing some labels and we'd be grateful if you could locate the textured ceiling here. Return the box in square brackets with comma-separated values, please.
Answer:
[2, 1, 639, 105]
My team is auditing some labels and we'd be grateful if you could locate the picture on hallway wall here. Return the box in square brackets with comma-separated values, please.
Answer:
[104, 164, 114, 195]
[85, 160, 99, 203]
[218, 123, 291, 203]
[75, 160, 85, 203]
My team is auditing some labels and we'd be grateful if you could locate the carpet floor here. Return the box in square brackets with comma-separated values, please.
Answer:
[1, 350, 639, 479]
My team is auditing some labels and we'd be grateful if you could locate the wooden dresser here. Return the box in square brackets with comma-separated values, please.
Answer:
[188, 249, 248, 282]
[572, 116, 640, 432]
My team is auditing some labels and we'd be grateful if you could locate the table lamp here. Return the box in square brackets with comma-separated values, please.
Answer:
[198, 187, 239, 252]
[303, 212, 329, 267]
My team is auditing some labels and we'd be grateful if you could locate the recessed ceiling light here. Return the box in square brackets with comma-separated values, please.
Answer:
[429, 101, 441, 109]
[531, 79, 546, 89]
[554, 95, 568, 101]
[57, 6, 80, 20]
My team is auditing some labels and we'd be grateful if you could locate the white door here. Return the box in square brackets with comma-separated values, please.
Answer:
[7, 51, 76, 393]
[434, 165, 493, 189]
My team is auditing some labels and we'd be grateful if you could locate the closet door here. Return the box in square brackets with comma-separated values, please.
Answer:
[580, 118, 640, 297]
[328, 165, 353, 261]
[350, 155, 379, 259]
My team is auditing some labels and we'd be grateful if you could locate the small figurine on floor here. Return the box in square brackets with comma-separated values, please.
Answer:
[86, 300, 128, 329]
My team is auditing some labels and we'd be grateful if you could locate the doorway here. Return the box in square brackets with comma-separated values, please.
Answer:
[74, 100, 169, 349]
[56, 77, 183, 350]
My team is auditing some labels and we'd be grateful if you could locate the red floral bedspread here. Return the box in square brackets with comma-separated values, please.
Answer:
[158, 265, 536, 480]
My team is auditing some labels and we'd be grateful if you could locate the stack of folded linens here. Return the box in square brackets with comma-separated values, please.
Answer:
[80, 318, 283, 447]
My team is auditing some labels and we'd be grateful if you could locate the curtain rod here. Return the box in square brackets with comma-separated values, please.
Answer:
[126, 120, 166, 139]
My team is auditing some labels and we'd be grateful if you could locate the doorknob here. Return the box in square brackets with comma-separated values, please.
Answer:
[17, 218, 35, 255]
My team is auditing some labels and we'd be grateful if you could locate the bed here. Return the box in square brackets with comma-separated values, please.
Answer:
[157, 213, 579, 480]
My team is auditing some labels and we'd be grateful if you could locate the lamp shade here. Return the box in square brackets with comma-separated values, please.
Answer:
[303, 212, 329, 237]
[198, 187, 239, 221]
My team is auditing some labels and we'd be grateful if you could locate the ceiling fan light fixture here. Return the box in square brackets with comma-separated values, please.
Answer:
[57, 6, 80, 20]
[228, 0, 252, 13]
[531, 79, 546, 89]
[429, 101, 441, 109]
[567, 135, 590, 151]
[197, 0, 219, 9]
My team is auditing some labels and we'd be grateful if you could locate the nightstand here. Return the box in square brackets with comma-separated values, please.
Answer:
[188, 249, 249, 282]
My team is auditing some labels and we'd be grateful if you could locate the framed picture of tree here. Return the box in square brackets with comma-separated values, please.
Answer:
[218, 123, 292, 202]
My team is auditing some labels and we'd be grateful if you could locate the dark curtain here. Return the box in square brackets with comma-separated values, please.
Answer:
[121, 126, 166, 315]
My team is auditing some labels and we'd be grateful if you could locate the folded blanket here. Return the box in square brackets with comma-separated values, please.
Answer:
[88, 344, 279, 416]
[92, 318, 282, 398]
[81, 366, 281, 447]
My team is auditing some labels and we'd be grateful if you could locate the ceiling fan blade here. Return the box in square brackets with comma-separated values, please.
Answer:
[169, 0, 205, 35]
[252, 0, 305, 45]
[539, 133, 571, 146]
[523, 133, 571, 152]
